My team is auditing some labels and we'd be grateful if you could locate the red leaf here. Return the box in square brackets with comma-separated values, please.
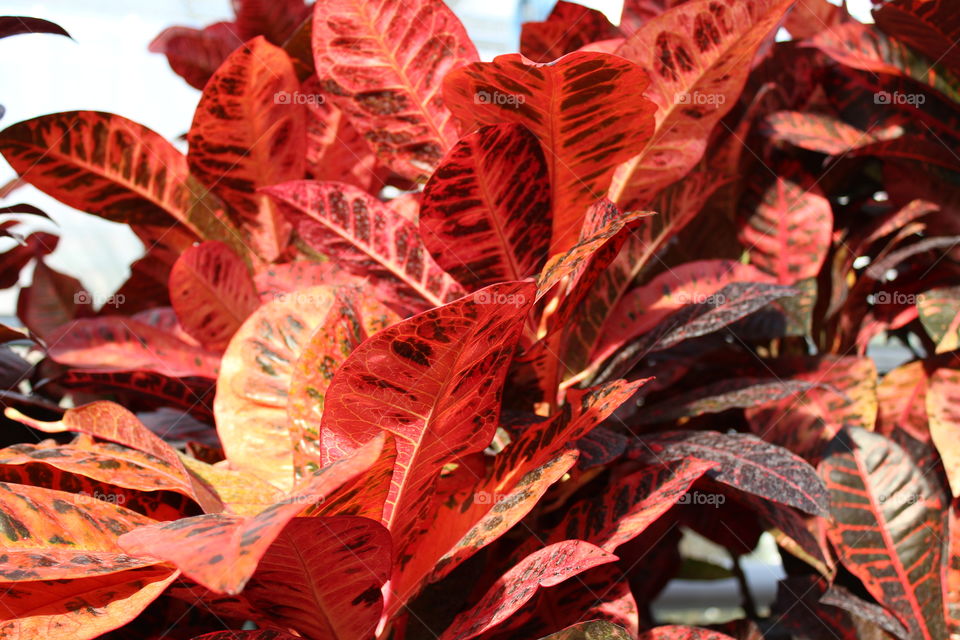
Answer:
[16, 260, 83, 341]
[311, 0, 479, 181]
[420, 123, 551, 290]
[443, 51, 656, 254]
[169, 241, 260, 350]
[874, 0, 960, 75]
[304, 87, 383, 193]
[520, 2, 621, 63]
[611, 0, 795, 208]
[265, 181, 466, 315]
[150, 22, 243, 90]
[636, 431, 829, 516]
[241, 516, 391, 640]
[117, 435, 385, 594]
[214, 285, 337, 490]
[819, 427, 948, 640]
[320, 282, 534, 540]
[637, 627, 736, 639]
[253, 260, 360, 301]
[763, 110, 876, 155]
[188, 37, 305, 261]
[0, 16, 71, 40]
[0, 565, 178, 640]
[439, 540, 618, 640]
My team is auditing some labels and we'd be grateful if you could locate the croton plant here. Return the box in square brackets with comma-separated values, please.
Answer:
[0, 0, 958, 638]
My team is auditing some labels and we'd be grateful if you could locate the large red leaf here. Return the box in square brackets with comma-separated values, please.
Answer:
[0, 481, 158, 581]
[215, 285, 337, 490]
[547, 458, 716, 551]
[520, 1, 622, 63]
[419, 123, 551, 290]
[443, 51, 657, 254]
[635, 431, 829, 515]
[319, 282, 534, 544]
[0, 565, 178, 640]
[188, 36, 305, 261]
[240, 516, 391, 640]
[0, 111, 244, 254]
[391, 378, 648, 611]
[311, 0, 479, 181]
[925, 367, 960, 497]
[265, 181, 466, 314]
[611, 0, 796, 208]
[819, 427, 948, 640]
[118, 435, 384, 594]
[45, 317, 220, 378]
[439, 540, 618, 640]
[169, 241, 260, 350]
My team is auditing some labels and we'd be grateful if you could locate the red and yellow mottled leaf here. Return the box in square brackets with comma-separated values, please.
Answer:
[320, 282, 534, 545]
[918, 287, 960, 354]
[439, 540, 618, 640]
[311, 0, 479, 181]
[0, 481, 158, 581]
[819, 427, 948, 640]
[169, 241, 260, 350]
[420, 123, 551, 290]
[520, 1, 621, 63]
[444, 51, 656, 254]
[118, 435, 384, 594]
[0, 111, 243, 253]
[611, 0, 796, 208]
[636, 431, 829, 516]
[0, 565, 178, 640]
[45, 317, 220, 378]
[241, 516, 391, 640]
[180, 456, 281, 517]
[215, 285, 336, 490]
[188, 37, 305, 261]
[926, 367, 960, 497]
[763, 111, 876, 155]
[265, 181, 465, 315]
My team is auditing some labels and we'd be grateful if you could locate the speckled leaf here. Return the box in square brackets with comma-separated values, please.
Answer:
[611, 0, 796, 208]
[0, 481, 158, 581]
[265, 181, 465, 315]
[0, 111, 243, 253]
[520, 2, 621, 63]
[117, 435, 384, 594]
[45, 317, 221, 378]
[547, 458, 716, 551]
[443, 51, 656, 254]
[420, 123, 551, 290]
[169, 241, 260, 350]
[311, 0, 479, 181]
[637, 627, 736, 639]
[439, 540, 618, 640]
[925, 367, 960, 497]
[636, 431, 829, 516]
[320, 282, 534, 545]
[215, 285, 337, 490]
[918, 287, 960, 354]
[0, 565, 178, 640]
[241, 516, 391, 640]
[819, 427, 947, 640]
[188, 37, 305, 261]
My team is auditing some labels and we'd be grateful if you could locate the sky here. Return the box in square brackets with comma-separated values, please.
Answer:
[0, 0, 874, 314]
